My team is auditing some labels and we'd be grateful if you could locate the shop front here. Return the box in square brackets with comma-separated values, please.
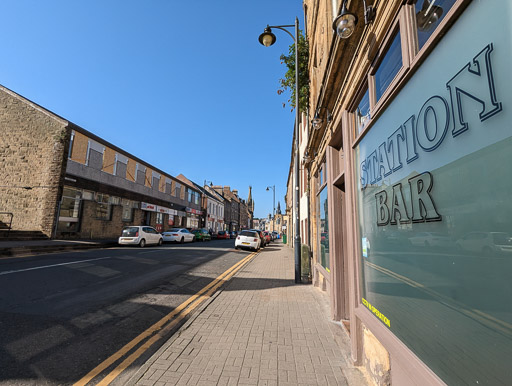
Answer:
[347, 0, 511, 384]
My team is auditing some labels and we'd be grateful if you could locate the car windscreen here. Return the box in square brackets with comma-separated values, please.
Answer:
[240, 231, 257, 237]
[122, 227, 139, 237]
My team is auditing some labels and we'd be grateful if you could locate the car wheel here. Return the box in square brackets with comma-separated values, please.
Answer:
[235, 246, 239, 250]
[158, 238, 163, 246]
[192, 236, 196, 242]
[139, 239, 146, 248]
[180, 237, 184, 244]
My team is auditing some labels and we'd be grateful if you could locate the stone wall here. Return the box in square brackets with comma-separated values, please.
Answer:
[0, 86, 69, 236]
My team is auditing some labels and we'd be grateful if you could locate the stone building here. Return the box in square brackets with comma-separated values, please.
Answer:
[0, 85, 202, 239]
[300, 0, 512, 384]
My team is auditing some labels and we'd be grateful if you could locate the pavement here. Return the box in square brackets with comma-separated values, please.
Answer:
[127, 241, 369, 386]
[0, 238, 118, 257]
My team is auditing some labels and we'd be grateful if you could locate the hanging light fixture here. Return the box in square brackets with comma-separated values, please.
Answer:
[333, 0, 375, 39]
[333, 1, 358, 39]
[416, 0, 444, 32]
[258, 26, 277, 47]
[312, 111, 323, 130]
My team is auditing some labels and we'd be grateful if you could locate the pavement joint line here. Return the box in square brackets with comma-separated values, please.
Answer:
[73, 250, 258, 386]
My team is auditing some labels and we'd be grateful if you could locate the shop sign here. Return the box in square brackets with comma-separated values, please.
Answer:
[156, 206, 170, 215]
[359, 44, 502, 226]
[141, 202, 157, 212]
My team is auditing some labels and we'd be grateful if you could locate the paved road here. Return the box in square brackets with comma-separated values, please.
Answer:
[0, 238, 251, 385]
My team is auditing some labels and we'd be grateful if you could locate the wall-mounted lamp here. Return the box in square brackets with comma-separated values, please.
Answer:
[302, 151, 311, 165]
[333, 0, 376, 39]
[416, 0, 443, 32]
[312, 111, 323, 130]
[312, 108, 333, 130]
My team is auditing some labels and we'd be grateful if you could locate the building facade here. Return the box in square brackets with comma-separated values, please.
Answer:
[0, 85, 204, 239]
[301, 0, 511, 384]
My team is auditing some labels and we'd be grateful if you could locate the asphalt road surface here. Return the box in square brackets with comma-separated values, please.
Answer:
[0, 238, 253, 385]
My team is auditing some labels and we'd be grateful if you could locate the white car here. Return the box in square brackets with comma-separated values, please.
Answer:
[235, 230, 261, 251]
[118, 226, 163, 247]
[408, 232, 453, 247]
[456, 232, 512, 255]
[162, 228, 195, 243]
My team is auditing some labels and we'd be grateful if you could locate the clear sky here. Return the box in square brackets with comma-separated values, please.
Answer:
[0, 0, 305, 219]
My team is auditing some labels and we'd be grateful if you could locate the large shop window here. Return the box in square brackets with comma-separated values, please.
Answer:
[354, 2, 511, 383]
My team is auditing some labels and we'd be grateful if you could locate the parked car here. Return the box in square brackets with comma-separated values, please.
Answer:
[217, 230, 230, 240]
[235, 230, 261, 251]
[161, 228, 195, 243]
[229, 231, 237, 239]
[118, 226, 163, 247]
[263, 231, 272, 244]
[271, 231, 279, 240]
[250, 229, 267, 247]
[408, 232, 453, 248]
[191, 228, 211, 241]
[456, 231, 512, 255]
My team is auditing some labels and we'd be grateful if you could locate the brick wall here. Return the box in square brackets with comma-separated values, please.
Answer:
[0, 86, 69, 236]
[78, 201, 145, 239]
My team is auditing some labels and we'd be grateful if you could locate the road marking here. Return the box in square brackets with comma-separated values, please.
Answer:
[0, 257, 111, 276]
[73, 251, 258, 386]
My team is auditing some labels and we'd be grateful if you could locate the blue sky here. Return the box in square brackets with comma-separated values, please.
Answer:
[0, 0, 304, 219]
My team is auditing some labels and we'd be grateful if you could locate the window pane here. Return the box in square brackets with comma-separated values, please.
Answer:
[415, 0, 457, 50]
[356, 88, 370, 134]
[375, 31, 402, 101]
[318, 188, 330, 271]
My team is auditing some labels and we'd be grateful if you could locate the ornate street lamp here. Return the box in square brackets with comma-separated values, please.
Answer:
[259, 18, 302, 283]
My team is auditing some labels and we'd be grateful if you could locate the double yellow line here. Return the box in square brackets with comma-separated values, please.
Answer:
[74, 251, 258, 386]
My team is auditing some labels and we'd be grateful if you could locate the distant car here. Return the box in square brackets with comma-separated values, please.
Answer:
[271, 231, 279, 240]
[217, 230, 230, 240]
[229, 231, 237, 239]
[119, 226, 163, 248]
[192, 228, 211, 241]
[263, 231, 272, 244]
[408, 232, 452, 247]
[235, 230, 261, 251]
[249, 229, 266, 247]
[456, 232, 512, 255]
[161, 228, 195, 243]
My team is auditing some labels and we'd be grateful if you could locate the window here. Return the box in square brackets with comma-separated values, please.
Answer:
[121, 198, 137, 222]
[415, 0, 457, 51]
[60, 187, 81, 219]
[96, 193, 112, 220]
[374, 30, 403, 101]
[175, 182, 181, 198]
[355, 87, 371, 134]
[318, 187, 330, 271]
